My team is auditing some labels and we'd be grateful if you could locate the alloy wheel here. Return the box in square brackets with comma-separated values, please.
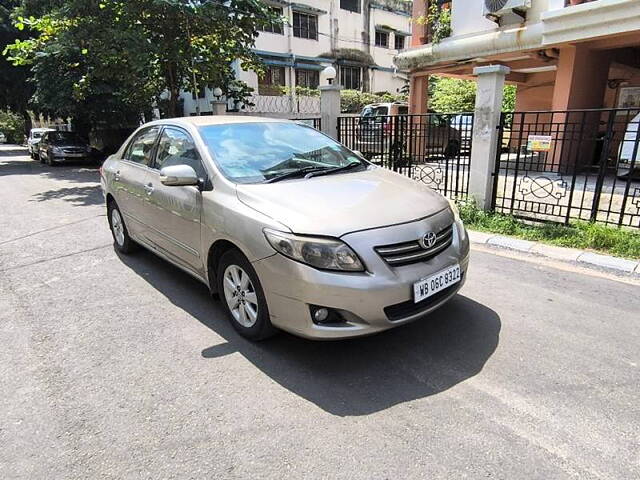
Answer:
[222, 264, 259, 328]
[111, 208, 125, 247]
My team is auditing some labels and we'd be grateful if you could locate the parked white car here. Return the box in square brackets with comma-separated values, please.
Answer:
[28, 128, 55, 159]
[0, 131, 6, 144]
[617, 112, 640, 178]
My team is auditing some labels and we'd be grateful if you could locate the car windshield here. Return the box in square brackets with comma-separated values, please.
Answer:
[50, 132, 83, 144]
[199, 122, 365, 184]
[32, 132, 45, 139]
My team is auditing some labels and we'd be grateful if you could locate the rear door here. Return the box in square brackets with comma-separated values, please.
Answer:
[143, 127, 205, 274]
[112, 126, 160, 240]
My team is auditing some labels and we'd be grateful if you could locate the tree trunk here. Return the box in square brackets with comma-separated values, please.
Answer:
[21, 111, 32, 144]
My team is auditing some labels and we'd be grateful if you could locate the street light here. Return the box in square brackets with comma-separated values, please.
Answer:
[213, 87, 223, 99]
[322, 66, 337, 85]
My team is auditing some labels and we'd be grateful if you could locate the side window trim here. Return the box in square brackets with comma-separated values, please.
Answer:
[152, 125, 205, 175]
[122, 126, 161, 168]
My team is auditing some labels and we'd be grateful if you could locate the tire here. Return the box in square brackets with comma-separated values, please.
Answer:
[217, 249, 276, 341]
[444, 139, 461, 159]
[107, 200, 137, 254]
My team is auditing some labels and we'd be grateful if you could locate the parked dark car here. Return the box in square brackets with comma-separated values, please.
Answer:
[38, 131, 94, 166]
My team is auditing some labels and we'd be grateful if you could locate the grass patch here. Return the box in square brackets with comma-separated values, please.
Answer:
[458, 203, 640, 260]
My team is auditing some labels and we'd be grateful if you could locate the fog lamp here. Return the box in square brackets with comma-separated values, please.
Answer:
[313, 308, 330, 323]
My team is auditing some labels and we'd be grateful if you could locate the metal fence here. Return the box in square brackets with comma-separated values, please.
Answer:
[337, 113, 474, 199]
[492, 109, 640, 228]
[294, 117, 321, 130]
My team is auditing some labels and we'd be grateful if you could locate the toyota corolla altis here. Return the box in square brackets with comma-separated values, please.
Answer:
[100, 117, 469, 340]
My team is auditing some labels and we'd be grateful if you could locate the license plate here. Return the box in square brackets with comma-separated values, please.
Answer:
[413, 264, 461, 303]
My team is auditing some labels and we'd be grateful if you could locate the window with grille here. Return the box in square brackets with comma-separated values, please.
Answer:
[295, 69, 319, 89]
[258, 66, 286, 95]
[261, 7, 284, 35]
[293, 11, 318, 40]
[340, 0, 360, 13]
[394, 34, 405, 50]
[375, 30, 389, 48]
[340, 66, 361, 90]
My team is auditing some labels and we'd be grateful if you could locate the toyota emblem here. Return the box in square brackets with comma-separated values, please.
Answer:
[419, 232, 437, 249]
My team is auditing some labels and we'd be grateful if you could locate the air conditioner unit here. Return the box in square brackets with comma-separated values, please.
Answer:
[483, 0, 532, 23]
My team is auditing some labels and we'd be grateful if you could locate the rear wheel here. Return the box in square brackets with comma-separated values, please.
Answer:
[107, 200, 137, 254]
[217, 249, 276, 341]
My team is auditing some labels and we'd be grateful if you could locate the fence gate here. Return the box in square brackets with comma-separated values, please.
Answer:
[338, 113, 474, 199]
[492, 109, 640, 228]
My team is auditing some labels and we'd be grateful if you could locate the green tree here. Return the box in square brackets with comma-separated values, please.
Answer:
[0, 0, 35, 135]
[429, 76, 516, 113]
[4, 0, 279, 130]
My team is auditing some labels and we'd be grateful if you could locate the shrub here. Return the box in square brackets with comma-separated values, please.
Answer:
[0, 110, 26, 144]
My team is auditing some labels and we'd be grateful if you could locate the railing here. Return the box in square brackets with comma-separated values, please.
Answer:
[293, 117, 321, 130]
[338, 113, 474, 199]
[241, 95, 320, 114]
[492, 108, 640, 228]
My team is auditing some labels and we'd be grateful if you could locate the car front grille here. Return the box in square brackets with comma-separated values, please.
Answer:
[374, 224, 454, 267]
[384, 276, 462, 322]
[62, 147, 85, 154]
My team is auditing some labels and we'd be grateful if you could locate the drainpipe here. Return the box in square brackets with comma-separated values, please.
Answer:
[362, 0, 371, 92]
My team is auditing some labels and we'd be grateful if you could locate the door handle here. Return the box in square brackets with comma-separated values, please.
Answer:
[144, 182, 154, 195]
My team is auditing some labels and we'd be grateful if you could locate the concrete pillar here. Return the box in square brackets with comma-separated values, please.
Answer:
[211, 100, 226, 115]
[469, 65, 510, 210]
[320, 84, 342, 140]
[409, 74, 429, 114]
[410, 0, 427, 47]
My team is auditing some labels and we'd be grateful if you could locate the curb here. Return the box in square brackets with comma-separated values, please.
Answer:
[468, 230, 640, 276]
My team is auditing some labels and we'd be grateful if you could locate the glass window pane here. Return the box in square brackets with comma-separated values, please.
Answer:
[155, 128, 205, 178]
[199, 122, 362, 184]
[125, 127, 160, 166]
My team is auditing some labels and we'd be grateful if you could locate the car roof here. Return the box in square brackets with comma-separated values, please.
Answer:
[145, 115, 293, 129]
[31, 128, 55, 132]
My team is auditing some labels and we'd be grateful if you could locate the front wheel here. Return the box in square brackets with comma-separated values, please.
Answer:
[217, 250, 276, 341]
[107, 200, 137, 254]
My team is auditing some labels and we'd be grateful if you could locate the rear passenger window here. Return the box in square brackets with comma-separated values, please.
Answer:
[124, 127, 160, 166]
[155, 128, 206, 179]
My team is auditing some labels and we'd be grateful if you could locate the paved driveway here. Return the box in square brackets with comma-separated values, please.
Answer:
[0, 145, 638, 479]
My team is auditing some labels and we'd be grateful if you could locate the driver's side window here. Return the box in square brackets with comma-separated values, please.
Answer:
[155, 128, 206, 179]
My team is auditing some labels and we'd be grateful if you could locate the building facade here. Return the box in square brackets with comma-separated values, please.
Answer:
[183, 0, 413, 115]
[396, 0, 640, 115]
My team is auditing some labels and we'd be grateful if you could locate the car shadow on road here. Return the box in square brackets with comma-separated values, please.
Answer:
[119, 248, 501, 417]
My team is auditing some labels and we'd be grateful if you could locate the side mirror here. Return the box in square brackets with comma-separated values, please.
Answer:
[159, 164, 199, 187]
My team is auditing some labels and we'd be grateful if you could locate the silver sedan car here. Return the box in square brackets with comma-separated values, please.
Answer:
[100, 117, 469, 340]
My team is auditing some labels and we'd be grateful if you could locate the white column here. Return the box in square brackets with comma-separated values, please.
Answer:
[469, 65, 510, 210]
[319, 84, 341, 140]
[211, 100, 226, 115]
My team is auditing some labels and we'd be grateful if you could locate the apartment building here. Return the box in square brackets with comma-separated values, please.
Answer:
[182, 0, 412, 115]
[395, 0, 640, 115]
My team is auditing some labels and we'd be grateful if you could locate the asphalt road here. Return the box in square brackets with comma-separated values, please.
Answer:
[1, 145, 638, 479]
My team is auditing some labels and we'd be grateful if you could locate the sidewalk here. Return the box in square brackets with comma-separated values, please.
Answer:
[469, 230, 640, 276]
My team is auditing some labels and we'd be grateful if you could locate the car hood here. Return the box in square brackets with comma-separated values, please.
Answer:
[236, 167, 449, 237]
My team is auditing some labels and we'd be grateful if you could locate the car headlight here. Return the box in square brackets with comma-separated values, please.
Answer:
[52, 146, 63, 154]
[86, 145, 92, 152]
[264, 229, 364, 272]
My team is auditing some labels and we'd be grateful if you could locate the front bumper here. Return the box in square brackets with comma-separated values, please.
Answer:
[252, 210, 470, 339]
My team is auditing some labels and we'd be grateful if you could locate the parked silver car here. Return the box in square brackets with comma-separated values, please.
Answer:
[101, 117, 470, 340]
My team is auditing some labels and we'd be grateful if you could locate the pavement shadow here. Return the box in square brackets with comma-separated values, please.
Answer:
[119, 248, 501, 417]
[30, 185, 104, 207]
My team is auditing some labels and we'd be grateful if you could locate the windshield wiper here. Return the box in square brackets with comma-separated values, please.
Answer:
[304, 161, 364, 179]
[264, 166, 329, 184]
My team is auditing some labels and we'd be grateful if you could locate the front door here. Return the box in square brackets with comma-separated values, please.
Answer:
[112, 126, 160, 241]
[143, 127, 205, 274]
